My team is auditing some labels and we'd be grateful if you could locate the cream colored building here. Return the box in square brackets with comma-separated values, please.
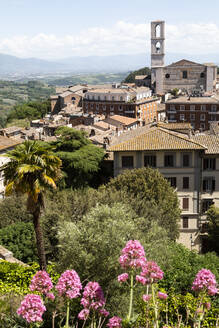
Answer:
[109, 123, 219, 251]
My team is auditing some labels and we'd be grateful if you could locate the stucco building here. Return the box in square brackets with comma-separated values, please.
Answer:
[83, 86, 159, 124]
[109, 123, 219, 251]
[165, 96, 219, 130]
[151, 21, 217, 95]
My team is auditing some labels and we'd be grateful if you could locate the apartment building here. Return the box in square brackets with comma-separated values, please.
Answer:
[83, 86, 159, 124]
[165, 96, 219, 131]
[109, 123, 219, 251]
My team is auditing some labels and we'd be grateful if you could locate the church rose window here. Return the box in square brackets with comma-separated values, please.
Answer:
[165, 73, 170, 78]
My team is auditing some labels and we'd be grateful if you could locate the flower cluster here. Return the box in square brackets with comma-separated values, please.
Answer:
[78, 281, 109, 320]
[139, 261, 164, 284]
[30, 270, 54, 298]
[119, 240, 146, 270]
[107, 316, 122, 328]
[158, 292, 168, 300]
[118, 273, 129, 283]
[142, 294, 151, 302]
[56, 270, 82, 299]
[192, 269, 218, 295]
[17, 294, 46, 323]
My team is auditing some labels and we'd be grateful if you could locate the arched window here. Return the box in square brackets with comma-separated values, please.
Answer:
[156, 42, 161, 54]
[155, 24, 161, 38]
[120, 96, 123, 101]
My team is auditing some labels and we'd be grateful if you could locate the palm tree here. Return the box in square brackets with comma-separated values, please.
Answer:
[3, 140, 62, 270]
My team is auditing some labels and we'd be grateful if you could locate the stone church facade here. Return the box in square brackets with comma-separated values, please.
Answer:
[151, 21, 217, 95]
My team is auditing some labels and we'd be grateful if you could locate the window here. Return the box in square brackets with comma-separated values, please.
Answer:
[164, 154, 174, 167]
[87, 95, 90, 100]
[202, 199, 214, 213]
[119, 105, 123, 111]
[190, 114, 195, 120]
[182, 198, 189, 210]
[96, 104, 99, 110]
[200, 72, 205, 78]
[180, 105, 185, 111]
[167, 177, 177, 188]
[169, 114, 175, 120]
[144, 155, 156, 168]
[165, 73, 170, 79]
[201, 105, 206, 111]
[120, 96, 123, 101]
[169, 105, 175, 111]
[122, 156, 134, 168]
[110, 105, 114, 111]
[183, 177, 189, 189]
[190, 105, 195, 111]
[200, 123, 205, 130]
[203, 177, 215, 192]
[211, 105, 217, 112]
[182, 154, 191, 167]
[200, 114, 205, 121]
[183, 71, 187, 79]
[203, 158, 216, 170]
[210, 115, 217, 121]
[182, 217, 189, 228]
[180, 114, 185, 121]
[91, 104, 94, 109]
[104, 96, 107, 101]
[98, 96, 100, 101]
[103, 105, 106, 111]
[112, 96, 115, 101]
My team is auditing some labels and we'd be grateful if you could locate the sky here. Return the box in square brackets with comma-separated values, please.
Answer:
[0, 0, 219, 60]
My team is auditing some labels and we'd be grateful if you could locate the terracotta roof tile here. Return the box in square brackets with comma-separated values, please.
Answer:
[0, 136, 23, 152]
[109, 127, 206, 152]
[192, 134, 219, 154]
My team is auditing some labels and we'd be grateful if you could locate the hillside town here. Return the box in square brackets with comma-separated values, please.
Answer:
[0, 17, 219, 328]
[1, 21, 219, 252]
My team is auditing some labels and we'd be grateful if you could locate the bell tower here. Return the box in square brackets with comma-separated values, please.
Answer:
[151, 21, 165, 93]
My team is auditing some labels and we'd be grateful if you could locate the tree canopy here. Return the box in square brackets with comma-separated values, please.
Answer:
[52, 127, 106, 188]
[123, 67, 151, 83]
[104, 168, 181, 240]
[205, 205, 219, 255]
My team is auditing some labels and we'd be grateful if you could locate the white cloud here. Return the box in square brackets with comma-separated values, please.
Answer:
[0, 21, 218, 59]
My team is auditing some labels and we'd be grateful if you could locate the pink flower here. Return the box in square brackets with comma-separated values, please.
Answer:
[192, 269, 218, 295]
[142, 294, 151, 302]
[158, 292, 168, 300]
[99, 309, 110, 317]
[140, 261, 164, 283]
[56, 270, 82, 299]
[119, 240, 146, 269]
[17, 294, 46, 323]
[118, 273, 129, 283]
[78, 308, 90, 320]
[107, 316, 122, 328]
[136, 275, 147, 285]
[30, 270, 53, 295]
[80, 281, 109, 317]
[46, 292, 55, 300]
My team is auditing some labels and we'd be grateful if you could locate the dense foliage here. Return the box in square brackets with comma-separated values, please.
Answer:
[53, 127, 106, 188]
[122, 67, 151, 83]
[206, 205, 219, 255]
[0, 222, 37, 263]
[105, 168, 181, 239]
[7, 99, 51, 123]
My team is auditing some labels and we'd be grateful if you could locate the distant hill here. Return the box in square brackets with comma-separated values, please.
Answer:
[0, 52, 218, 77]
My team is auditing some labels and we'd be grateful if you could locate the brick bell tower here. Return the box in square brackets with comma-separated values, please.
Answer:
[151, 20, 165, 94]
